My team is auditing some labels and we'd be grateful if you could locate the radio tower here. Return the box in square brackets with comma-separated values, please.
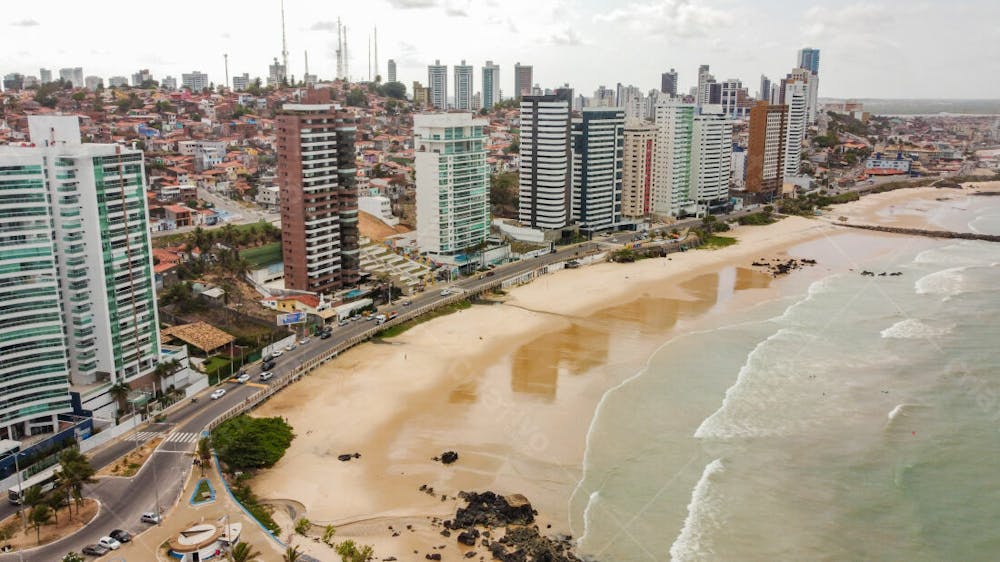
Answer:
[374, 25, 379, 82]
[280, 0, 289, 83]
[335, 18, 343, 80]
[224, 53, 229, 91]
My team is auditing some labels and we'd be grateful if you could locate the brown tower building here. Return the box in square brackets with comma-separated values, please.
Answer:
[746, 101, 788, 201]
[276, 90, 359, 294]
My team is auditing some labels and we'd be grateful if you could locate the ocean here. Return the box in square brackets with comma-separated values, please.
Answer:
[571, 197, 1000, 561]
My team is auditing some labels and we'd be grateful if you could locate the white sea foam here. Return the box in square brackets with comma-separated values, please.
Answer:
[914, 267, 967, 298]
[776, 275, 840, 325]
[668, 459, 726, 562]
[880, 318, 953, 339]
[576, 491, 599, 548]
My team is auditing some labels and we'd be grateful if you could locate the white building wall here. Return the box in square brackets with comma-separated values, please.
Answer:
[653, 100, 696, 216]
[783, 82, 808, 178]
[689, 107, 733, 208]
[518, 97, 572, 229]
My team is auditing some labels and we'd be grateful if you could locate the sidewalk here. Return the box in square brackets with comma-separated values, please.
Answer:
[126, 458, 286, 561]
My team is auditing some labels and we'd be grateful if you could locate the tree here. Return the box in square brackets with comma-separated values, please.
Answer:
[59, 448, 96, 515]
[30, 504, 52, 543]
[282, 546, 303, 562]
[62, 553, 85, 562]
[211, 416, 295, 470]
[335, 540, 374, 562]
[377, 81, 406, 100]
[345, 88, 367, 107]
[229, 541, 262, 562]
[197, 437, 212, 476]
[109, 382, 131, 415]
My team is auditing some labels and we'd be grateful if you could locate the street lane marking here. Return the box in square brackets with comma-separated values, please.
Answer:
[166, 432, 200, 443]
[130, 431, 160, 441]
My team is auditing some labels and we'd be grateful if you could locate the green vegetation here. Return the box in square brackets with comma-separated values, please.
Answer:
[698, 235, 738, 249]
[334, 540, 375, 562]
[232, 484, 281, 535]
[322, 524, 337, 546]
[295, 517, 311, 535]
[376, 299, 472, 338]
[610, 248, 648, 263]
[241, 242, 282, 268]
[737, 207, 777, 226]
[377, 81, 407, 100]
[346, 88, 367, 107]
[62, 553, 85, 562]
[212, 415, 295, 470]
[194, 479, 212, 501]
[230, 541, 262, 562]
[778, 192, 860, 216]
[490, 171, 519, 218]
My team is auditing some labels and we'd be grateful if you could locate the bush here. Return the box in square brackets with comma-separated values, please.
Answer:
[335, 540, 375, 562]
[232, 484, 281, 535]
[737, 211, 777, 226]
[212, 416, 295, 470]
[295, 517, 311, 536]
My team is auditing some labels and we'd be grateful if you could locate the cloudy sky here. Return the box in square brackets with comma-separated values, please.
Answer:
[3, 0, 999, 99]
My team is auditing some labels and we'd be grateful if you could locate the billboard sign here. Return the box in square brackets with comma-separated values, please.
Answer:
[276, 311, 306, 326]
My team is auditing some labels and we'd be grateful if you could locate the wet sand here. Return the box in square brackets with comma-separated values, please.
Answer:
[249, 207, 930, 560]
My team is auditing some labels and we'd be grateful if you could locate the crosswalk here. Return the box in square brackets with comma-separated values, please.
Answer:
[165, 432, 201, 444]
[130, 431, 160, 441]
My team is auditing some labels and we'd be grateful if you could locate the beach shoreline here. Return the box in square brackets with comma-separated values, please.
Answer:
[247, 186, 989, 560]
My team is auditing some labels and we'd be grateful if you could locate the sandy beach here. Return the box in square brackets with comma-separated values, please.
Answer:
[247, 187, 988, 560]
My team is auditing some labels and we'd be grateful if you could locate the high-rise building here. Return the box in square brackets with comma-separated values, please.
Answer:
[719, 79, 752, 119]
[161, 76, 177, 91]
[622, 123, 657, 218]
[39, 68, 52, 84]
[131, 69, 153, 87]
[797, 47, 820, 75]
[453, 60, 474, 111]
[571, 108, 625, 232]
[2, 74, 24, 91]
[482, 61, 500, 110]
[427, 60, 448, 110]
[0, 115, 161, 426]
[689, 107, 733, 212]
[788, 67, 819, 123]
[696, 64, 714, 107]
[758, 75, 771, 102]
[108, 77, 129, 88]
[661, 69, 678, 97]
[268, 58, 286, 87]
[653, 99, 695, 216]
[414, 114, 490, 257]
[783, 81, 808, 178]
[591, 86, 615, 108]
[276, 92, 359, 294]
[387, 59, 397, 83]
[233, 73, 251, 91]
[518, 94, 572, 230]
[181, 71, 209, 91]
[59, 67, 84, 88]
[412, 81, 429, 107]
[84, 76, 103, 91]
[514, 62, 533, 101]
[746, 101, 788, 200]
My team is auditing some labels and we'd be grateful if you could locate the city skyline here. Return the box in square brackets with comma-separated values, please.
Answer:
[2, 0, 999, 99]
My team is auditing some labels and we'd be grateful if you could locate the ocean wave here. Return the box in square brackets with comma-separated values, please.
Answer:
[669, 459, 725, 562]
[775, 274, 841, 325]
[880, 319, 953, 339]
[885, 403, 928, 429]
[914, 242, 1000, 266]
[914, 267, 967, 298]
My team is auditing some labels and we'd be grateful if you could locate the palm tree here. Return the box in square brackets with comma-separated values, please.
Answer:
[196, 437, 212, 476]
[282, 546, 303, 562]
[59, 449, 96, 515]
[229, 541, 261, 562]
[109, 382, 131, 415]
[30, 504, 52, 543]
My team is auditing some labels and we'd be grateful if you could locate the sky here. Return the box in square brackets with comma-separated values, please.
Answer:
[3, 0, 999, 99]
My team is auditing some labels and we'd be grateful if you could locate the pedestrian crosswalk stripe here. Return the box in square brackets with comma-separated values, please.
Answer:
[131, 431, 159, 441]
[166, 432, 200, 443]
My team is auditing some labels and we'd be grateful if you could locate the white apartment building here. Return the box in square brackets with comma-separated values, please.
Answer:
[689, 106, 733, 213]
[414, 113, 490, 258]
[622, 123, 657, 218]
[0, 116, 160, 426]
[387, 59, 397, 83]
[454, 61, 474, 111]
[428, 60, 448, 110]
[482, 61, 500, 110]
[59, 67, 83, 88]
[789, 67, 819, 123]
[161, 76, 177, 91]
[571, 108, 625, 232]
[232, 73, 251, 91]
[181, 71, 210, 92]
[653, 99, 696, 216]
[783, 81, 809, 178]
[518, 95, 573, 230]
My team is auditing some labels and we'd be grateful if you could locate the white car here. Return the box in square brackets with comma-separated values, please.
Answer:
[210, 389, 226, 400]
[140, 512, 161, 524]
[286, 343, 296, 351]
[299, 337, 310, 345]
[440, 289, 451, 296]
[98, 536, 121, 550]
[235, 373, 251, 384]
[272, 350, 284, 357]
[260, 371, 274, 382]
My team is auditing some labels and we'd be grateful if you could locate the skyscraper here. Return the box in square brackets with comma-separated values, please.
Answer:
[571, 108, 625, 232]
[519, 94, 572, 230]
[413, 81, 429, 107]
[622, 123, 657, 219]
[59, 67, 84, 88]
[759, 75, 771, 102]
[514, 62, 533, 101]
[161, 76, 177, 91]
[39, 68, 52, 85]
[746, 101, 788, 201]
[268, 58, 287, 87]
[181, 71, 209, 91]
[454, 60, 474, 111]
[797, 47, 820, 75]
[783, 81, 809, 178]
[0, 115, 161, 425]
[387, 59, 397, 83]
[653, 99, 695, 216]
[696, 64, 714, 107]
[427, 60, 448, 110]
[414, 114, 490, 257]
[661, 69, 678, 97]
[277, 91, 359, 293]
[482, 61, 500, 110]
[788, 67, 819, 123]
[689, 107, 733, 212]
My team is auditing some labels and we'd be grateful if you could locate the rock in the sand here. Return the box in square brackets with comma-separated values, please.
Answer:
[464, 552, 477, 559]
[425, 554, 442, 560]
[440, 529, 452, 537]
[337, 454, 353, 461]
[441, 451, 459, 464]
[457, 529, 480, 546]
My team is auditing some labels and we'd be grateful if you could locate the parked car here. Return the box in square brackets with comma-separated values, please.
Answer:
[286, 343, 296, 351]
[210, 389, 226, 400]
[337, 319, 349, 327]
[98, 536, 122, 550]
[109, 529, 131, 543]
[402, 300, 412, 306]
[235, 373, 251, 384]
[262, 361, 275, 371]
[320, 332, 331, 339]
[440, 289, 451, 296]
[299, 337, 310, 345]
[140, 512, 161, 524]
[260, 371, 274, 382]
[272, 350, 284, 357]
[82, 544, 110, 556]
[262, 355, 273, 363]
